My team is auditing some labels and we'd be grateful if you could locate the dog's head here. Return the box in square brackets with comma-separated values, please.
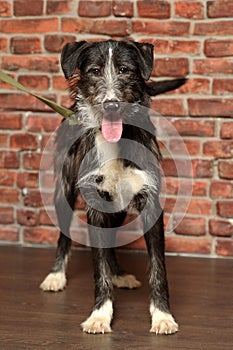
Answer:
[61, 40, 154, 142]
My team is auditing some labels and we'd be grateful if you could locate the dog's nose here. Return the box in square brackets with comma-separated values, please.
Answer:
[103, 100, 120, 112]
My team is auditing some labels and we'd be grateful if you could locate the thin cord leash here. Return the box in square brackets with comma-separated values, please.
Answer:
[0, 70, 73, 119]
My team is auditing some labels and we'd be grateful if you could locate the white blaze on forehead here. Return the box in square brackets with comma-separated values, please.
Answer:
[103, 46, 118, 102]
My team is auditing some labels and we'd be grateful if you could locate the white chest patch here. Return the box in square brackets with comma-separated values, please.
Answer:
[95, 132, 150, 202]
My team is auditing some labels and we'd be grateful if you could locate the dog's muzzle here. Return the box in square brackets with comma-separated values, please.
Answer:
[103, 100, 120, 112]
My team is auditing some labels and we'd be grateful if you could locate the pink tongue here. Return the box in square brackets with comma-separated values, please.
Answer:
[102, 117, 123, 143]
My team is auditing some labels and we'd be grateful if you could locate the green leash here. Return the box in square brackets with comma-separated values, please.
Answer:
[0, 70, 73, 119]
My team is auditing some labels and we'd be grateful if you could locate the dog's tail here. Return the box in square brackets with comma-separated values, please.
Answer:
[146, 78, 187, 96]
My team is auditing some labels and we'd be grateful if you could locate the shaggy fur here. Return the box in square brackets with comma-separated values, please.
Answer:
[40, 40, 186, 334]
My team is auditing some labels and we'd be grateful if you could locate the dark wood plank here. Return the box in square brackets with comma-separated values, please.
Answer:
[0, 246, 232, 349]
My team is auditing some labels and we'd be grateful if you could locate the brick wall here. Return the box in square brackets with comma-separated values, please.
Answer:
[0, 0, 232, 257]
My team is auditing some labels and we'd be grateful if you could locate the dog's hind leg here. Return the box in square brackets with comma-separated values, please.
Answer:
[109, 248, 141, 289]
[141, 197, 178, 335]
[40, 182, 75, 292]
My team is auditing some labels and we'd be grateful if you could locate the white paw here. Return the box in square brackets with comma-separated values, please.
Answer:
[112, 274, 141, 289]
[81, 317, 112, 334]
[150, 306, 178, 335]
[81, 299, 113, 334]
[40, 272, 67, 292]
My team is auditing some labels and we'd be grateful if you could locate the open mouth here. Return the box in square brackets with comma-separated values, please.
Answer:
[101, 101, 123, 143]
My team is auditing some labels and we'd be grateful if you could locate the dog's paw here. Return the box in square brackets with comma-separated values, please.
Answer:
[81, 317, 112, 334]
[112, 274, 141, 289]
[40, 272, 67, 292]
[150, 307, 178, 335]
[81, 299, 113, 334]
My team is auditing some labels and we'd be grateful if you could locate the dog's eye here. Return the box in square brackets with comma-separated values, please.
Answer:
[90, 68, 101, 76]
[119, 66, 129, 74]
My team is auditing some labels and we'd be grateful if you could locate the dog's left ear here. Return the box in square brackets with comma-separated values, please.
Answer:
[132, 42, 154, 81]
[61, 41, 91, 79]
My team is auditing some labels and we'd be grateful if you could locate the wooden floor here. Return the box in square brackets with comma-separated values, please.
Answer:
[0, 246, 232, 350]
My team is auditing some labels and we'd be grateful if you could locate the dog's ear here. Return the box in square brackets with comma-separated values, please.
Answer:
[61, 41, 91, 79]
[132, 42, 154, 81]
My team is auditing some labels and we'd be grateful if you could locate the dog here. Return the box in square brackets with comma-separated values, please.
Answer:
[40, 40, 186, 335]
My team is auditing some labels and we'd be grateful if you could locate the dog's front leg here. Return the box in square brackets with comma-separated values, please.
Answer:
[142, 202, 178, 335]
[81, 210, 114, 334]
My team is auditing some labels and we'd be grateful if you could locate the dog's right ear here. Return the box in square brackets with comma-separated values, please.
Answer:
[61, 41, 91, 79]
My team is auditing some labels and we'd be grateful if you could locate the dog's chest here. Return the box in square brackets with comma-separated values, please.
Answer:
[95, 132, 147, 200]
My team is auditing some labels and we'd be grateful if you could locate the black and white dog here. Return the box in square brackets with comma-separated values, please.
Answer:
[40, 40, 186, 334]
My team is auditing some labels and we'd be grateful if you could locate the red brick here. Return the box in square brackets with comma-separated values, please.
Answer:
[26, 114, 61, 132]
[0, 188, 19, 203]
[193, 59, 233, 75]
[204, 39, 233, 57]
[213, 79, 233, 95]
[14, 0, 43, 16]
[23, 152, 42, 170]
[0, 207, 14, 224]
[151, 98, 187, 116]
[221, 122, 233, 139]
[18, 75, 50, 91]
[153, 39, 201, 55]
[210, 181, 233, 199]
[52, 76, 67, 90]
[39, 209, 58, 226]
[78, 1, 112, 17]
[23, 227, 59, 245]
[161, 158, 192, 177]
[0, 170, 16, 186]
[173, 216, 206, 236]
[11, 37, 42, 55]
[1, 56, 59, 73]
[0, 133, 8, 147]
[0, 37, 8, 51]
[152, 58, 189, 77]
[188, 98, 233, 117]
[0, 226, 19, 242]
[165, 236, 211, 254]
[203, 140, 233, 158]
[207, 0, 233, 18]
[44, 34, 76, 53]
[194, 20, 233, 35]
[0, 93, 56, 113]
[10, 134, 37, 150]
[216, 238, 233, 256]
[0, 1, 12, 17]
[173, 119, 215, 137]
[170, 139, 200, 155]
[0, 113, 22, 130]
[137, 1, 170, 19]
[17, 172, 38, 188]
[0, 151, 19, 169]
[133, 20, 190, 36]
[23, 189, 43, 208]
[218, 161, 233, 179]
[192, 159, 213, 178]
[209, 219, 233, 237]
[46, 0, 72, 15]
[0, 18, 59, 34]
[62, 18, 131, 36]
[113, 1, 133, 17]
[187, 198, 212, 215]
[164, 179, 208, 197]
[217, 201, 233, 218]
[175, 1, 204, 19]
[17, 209, 39, 226]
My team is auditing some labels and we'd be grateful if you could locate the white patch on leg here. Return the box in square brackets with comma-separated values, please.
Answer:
[150, 303, 179, 335]
[81, 299, 113, 334]
[112, 274, 141, 289]
[40, 272, 67, 292]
